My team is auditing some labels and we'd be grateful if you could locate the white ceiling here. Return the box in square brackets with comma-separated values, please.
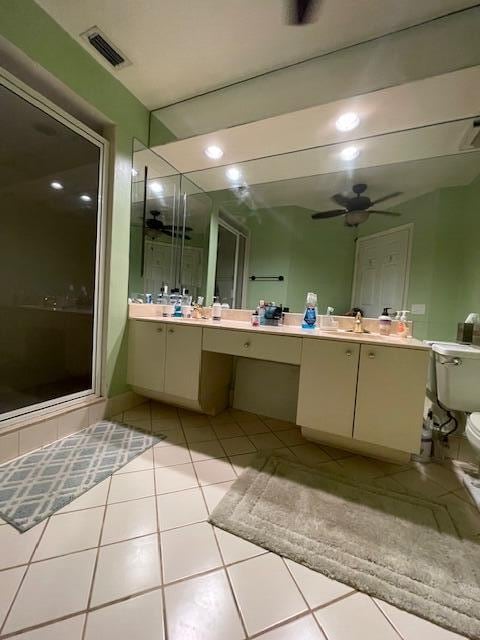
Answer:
[36, 0, 477, 109]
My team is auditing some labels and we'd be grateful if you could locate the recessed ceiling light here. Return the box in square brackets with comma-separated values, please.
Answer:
[226, 167, 241, 181]
[80, 194, 92, 202]
[150, 181, 164, 194]
[204, 145, 224, 160]
[131, 168, 138, 177]
[336, 112, 360, 132]
[50, 181, 63, 190]
[340, 146, 360, 161]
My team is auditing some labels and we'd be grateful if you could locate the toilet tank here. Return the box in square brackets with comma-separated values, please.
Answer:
[433, 343, 480, 412]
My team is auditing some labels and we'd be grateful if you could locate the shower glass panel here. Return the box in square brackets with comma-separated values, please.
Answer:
[0, 79, 104, 420]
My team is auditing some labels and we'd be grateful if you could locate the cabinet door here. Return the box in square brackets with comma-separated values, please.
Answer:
[164, 325, 202, 400]
[127, 320, 166, 391]
[354, 345, 428, 452]
[296, 339, 360, 438]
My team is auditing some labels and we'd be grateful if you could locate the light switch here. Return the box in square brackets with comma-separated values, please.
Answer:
[411, 304, 426, 315]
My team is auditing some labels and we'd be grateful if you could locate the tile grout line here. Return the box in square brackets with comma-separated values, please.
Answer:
[80, 473, 113, 640]
[153, 402, 169, 640]
[371, 598, 407, 640]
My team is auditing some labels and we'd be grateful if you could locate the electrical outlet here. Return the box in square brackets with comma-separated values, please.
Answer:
[411, 304, 426, 315]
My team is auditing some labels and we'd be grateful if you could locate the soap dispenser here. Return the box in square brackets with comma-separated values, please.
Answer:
[212, 297, 222, 321]
[378, 307, 392, 336]
[302, 292, 318, 329]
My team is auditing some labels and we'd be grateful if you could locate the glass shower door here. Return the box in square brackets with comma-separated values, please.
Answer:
[0, 76, 105, 420]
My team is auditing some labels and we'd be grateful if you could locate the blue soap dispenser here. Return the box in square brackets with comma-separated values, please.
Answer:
[302, 292, 318, 329]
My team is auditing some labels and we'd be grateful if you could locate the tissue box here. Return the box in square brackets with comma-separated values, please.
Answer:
[457, 322, 480, 344]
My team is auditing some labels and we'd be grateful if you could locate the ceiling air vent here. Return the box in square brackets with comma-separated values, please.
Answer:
[460, 117, 480, 150]
[81, 27, 131, 69]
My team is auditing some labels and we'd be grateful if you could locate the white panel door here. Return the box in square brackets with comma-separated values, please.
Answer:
[352, 226, 411, 317]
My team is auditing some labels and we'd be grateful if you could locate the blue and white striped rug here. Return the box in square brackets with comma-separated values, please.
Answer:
[0, 421, 164, 532]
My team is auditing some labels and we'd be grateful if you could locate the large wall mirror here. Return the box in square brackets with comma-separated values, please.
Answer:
[178, 116, 480, 342]
[129, 142, 212, 302]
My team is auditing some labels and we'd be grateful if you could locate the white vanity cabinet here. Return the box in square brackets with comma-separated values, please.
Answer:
[127, 320, 202, 400]
[296, 339, 360, 439]
[297, 338, 429, 454]
[353, 344, 429, 452]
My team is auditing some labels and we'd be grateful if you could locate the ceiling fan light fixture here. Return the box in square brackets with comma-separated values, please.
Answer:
[335, 112, 360, 132]
[340, 146, 360, 161]
[204, 145, 224, 160]
[50, 181, 63, 190]
[226, 167, 241, 181]
[80, 194, 92, 202]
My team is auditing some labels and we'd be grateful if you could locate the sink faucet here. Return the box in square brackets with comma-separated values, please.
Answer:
[353, 311, 364, 334]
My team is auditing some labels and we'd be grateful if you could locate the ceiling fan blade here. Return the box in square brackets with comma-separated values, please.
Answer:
[311, 209, 346, 220]
[163, 224, 193, 232]
[370, 191, 402, 205]
[368, 210, 402, 216]
[288, 0, 320, 24]
[331, 193, 351, 207]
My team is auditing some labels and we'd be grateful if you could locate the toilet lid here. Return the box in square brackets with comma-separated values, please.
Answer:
[468, 413, 480, 432]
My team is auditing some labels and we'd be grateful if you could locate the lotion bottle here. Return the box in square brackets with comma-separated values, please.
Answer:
[212, 297, 222, 321]
[378, 307, 392, 336]
[397, 310, 410, 338]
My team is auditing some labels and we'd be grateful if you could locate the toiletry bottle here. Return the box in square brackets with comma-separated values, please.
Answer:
[378, 307, 392, 336]
[397, 310, 410, 338]
[212, 297, 222, 321]
[251, 310, 259, 327]
[258, 300, 266, 326]
[302, 292, 318, 329]
[353, 310, 364, 333]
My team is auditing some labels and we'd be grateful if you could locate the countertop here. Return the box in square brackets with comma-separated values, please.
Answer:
[129, 313, 429, 351]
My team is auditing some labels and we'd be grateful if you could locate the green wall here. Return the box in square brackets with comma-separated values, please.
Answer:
[0, 0, 150, 397]
[245, 206, 356, 313]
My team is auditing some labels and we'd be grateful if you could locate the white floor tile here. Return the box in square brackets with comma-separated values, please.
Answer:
[0, 566, 26, 627]
[211, 422, 243, 438]
[152, 417, 182, 432]
[375, 599, 467, 640]
[314, 593, 401, 640]
[256, 615, 326, 640]
[34, 507, 104, 561]
[238, 420, 270, 435]
[0, 521, 46, 570]
[220, 436, 256, 456]
[285, 559, 354, 608]
[161, 522, 222, 582]
[117, 449, 154, 473]
[13, 615, 85, 639]
[101, 497, 157, 545]
[3, 549, 96, 633]
[165, 569, 244, 640]
[153, 444, 191, 467]
[193, 458, 237, 486]
[108, 470, 155, 503]
[189, 440, 226, 462]
[91, 534, 161, 606]
[229, 452, 257, 475]
[262, 418, 296, 432]
[152, 429, 186, 446]
[184, 425, 216, 443]
[228, 554, 307, 636]
[275, 428, 306, 447]
[58, 478, 109, 514]
[85, 590, 164, 640]
[215, 527, 266, 564]
[201, 481, 234, 513]
[155, 463, 199, 494]
[157, 488, 208, 530]
[248, 432, 284, 450]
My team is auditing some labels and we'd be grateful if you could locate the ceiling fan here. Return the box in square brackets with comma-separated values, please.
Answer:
[311, 183, 402, 227]
[288, 0, 322, 24]
[145, 210, 193, 239]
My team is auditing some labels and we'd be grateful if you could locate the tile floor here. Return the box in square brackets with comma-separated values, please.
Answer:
[0, 401, 478, 640]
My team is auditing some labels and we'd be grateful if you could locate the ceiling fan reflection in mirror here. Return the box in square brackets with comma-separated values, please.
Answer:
[311, 183, 402, 227]
[145, 210, 193, 240]
[288, 0, 322, 24]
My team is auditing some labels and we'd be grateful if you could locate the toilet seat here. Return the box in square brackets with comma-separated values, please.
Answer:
[466, 413, 480, 451]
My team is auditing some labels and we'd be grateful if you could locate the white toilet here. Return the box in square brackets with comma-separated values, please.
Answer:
[431, 342, 480, 505]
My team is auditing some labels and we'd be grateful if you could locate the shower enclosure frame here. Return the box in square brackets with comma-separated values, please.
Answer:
[0, 68, 108, 424]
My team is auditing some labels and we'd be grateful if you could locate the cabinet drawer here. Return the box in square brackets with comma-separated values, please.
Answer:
[203, 328, 302, 365]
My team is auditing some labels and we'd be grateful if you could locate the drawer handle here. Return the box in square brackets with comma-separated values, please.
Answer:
[168, 328, 174, 334]
[346, 350, 353, 357]
[368, 352, 375, 359]
[244, 341, 251, 348]
[156, 327, 163, 333]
